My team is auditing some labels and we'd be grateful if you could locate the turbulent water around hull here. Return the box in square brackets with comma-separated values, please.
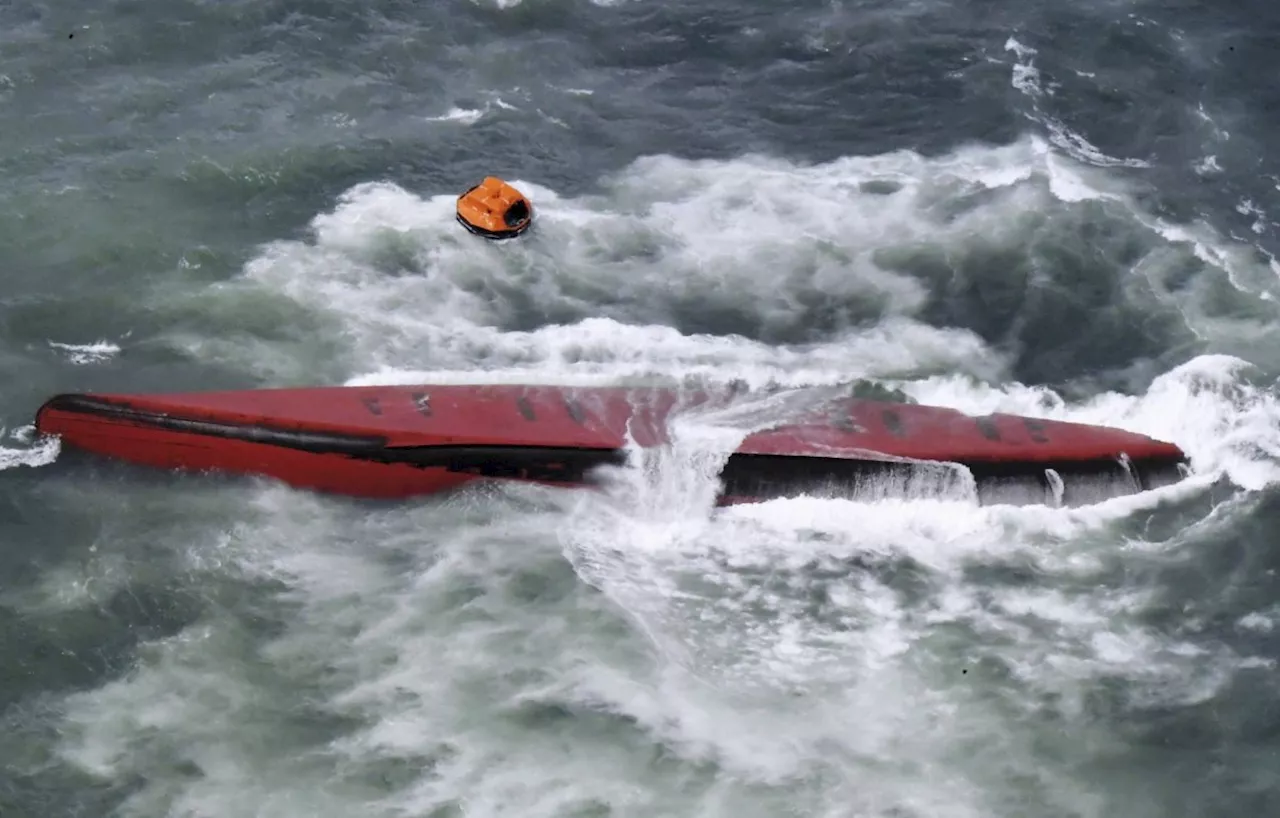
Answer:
[6, 1, 1280, 814]
[6, 128, 1280, 817]
[18, 382, 1269, 818]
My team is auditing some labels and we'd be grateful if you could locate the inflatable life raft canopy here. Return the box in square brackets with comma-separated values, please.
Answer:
[456, 176, 533, 239]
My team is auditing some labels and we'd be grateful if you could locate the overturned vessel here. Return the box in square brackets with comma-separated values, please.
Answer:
[32, 382, 1188, 507]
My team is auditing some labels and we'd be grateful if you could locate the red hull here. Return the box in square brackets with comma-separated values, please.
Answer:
[33, 383, 1189, 506]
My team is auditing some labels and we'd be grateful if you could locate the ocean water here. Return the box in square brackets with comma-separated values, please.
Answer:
[3, 1, 1280, 816]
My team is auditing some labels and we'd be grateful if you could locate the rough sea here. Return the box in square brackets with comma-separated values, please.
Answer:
[3, 1, 1280, 816]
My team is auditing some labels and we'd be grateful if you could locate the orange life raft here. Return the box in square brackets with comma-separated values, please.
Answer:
[455, 176, 533, 239]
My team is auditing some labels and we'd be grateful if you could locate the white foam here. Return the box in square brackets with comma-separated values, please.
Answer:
[219, 136, 1157, 386]
[0, 425, 60, 471]
[1003, 36, 1150, 170]
[1237, 199, 1267, 234]
[1195, 155, 1222, 175]
[547, 422, 1246, 817]
[1004, 37, 1044, 98]
[47, 339, 120, 365]
[423, 106, 485, 125]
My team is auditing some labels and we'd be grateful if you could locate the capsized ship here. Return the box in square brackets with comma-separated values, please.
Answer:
[32, 382, 1189, 507]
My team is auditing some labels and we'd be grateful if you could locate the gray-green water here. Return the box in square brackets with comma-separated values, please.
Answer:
[4, 1, 1280, 816]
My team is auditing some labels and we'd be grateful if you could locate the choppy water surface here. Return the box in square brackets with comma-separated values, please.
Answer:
[3, 1, 1280, 816]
